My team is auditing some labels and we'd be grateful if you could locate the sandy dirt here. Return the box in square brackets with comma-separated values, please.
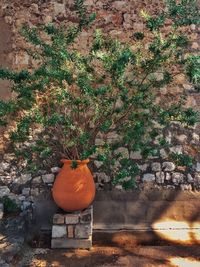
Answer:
[13, 232, 200, 267]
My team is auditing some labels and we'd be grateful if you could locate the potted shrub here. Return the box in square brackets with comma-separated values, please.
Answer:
[0, 0, 199, 211]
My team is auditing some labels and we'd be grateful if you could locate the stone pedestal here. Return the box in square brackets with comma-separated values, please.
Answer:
[51, 206, 93, 249]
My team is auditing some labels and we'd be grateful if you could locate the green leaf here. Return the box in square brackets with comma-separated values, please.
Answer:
[170, 153, 193, 167]
[133, 32, 145, 40]
[71, 160, 78, 169]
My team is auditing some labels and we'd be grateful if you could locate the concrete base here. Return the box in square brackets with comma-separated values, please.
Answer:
[51, 207, 93, 249]
[51, 236, 92, 249]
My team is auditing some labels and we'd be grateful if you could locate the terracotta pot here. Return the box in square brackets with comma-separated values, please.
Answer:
[52, 159, 95, 212]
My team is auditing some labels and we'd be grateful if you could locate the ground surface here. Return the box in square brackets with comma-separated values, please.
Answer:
[13, 237, 200, 267]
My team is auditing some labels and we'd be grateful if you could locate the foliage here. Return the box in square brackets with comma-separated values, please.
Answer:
[170, 152, 193, 168]
[186, 55, 200, 92]
[0, 196, 20, 214]
[0, 0, 199, 188]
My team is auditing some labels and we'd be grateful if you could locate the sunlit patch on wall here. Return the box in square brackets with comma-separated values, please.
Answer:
[152, 220, 200, 245]
[170, 257, 200, 267]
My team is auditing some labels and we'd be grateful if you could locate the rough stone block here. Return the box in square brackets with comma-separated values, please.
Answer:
[15, 53, 29, 65]
[114, 147, 129, 158]
[51, 167, 61, 173]
[196, 162, 200, 172]
[51, 237, 92, 249]
[180, 184, 192, 191]
[94, 160, 103, 169]
[142, 173, 155, 182]
[112, 0, 127, 10]
[192, 42, 199, 49]
[95, 172, 110, 183]
[22, 201, 31, 210]
[0, 203, 3, 219]
[130, 151, 142, 160]
[194, 173, 200, 184]
[53, 214, 65, 224]
[75, 224, 92, 239]
[22, 187, 30, 196]
[160, 149, 168, 159]
[156, 172, 165, 184]
[31, 176, 42, 184]
[169, 146, 182, 154]
[172, 172, 184, 185]
[53, 3, 65, 16]
[0, 186, 10, 198]
[151, 162, 161, 172]
[42, 174, 54, 184]
[0, 162, 10, 171]
[67, 225, 74, 238]
[52, 225, 66, 238]
[65, 214, 79, 224]
[165, 173, 171, 181]
[30, 188, 39, 197]
[162, 162, 176, 172]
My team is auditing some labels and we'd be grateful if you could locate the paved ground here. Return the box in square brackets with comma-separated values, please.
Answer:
[14, 243, 200, 267]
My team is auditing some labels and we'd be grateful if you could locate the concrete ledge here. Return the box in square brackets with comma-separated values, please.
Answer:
[95, 190, 200, 201]
[93, 190, 200, 245]
[34, 189, 200, 245]
[93, 191, 200, 229]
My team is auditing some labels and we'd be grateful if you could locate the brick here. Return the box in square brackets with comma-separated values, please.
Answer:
[75, 224, 92, 239]
[52, 207, 93, 248]
[53, 214, 65, 224]
[67, 225, 74, 238]
[80, 212, 92, 223]
[80, 209, 92, 224]
[52, 225, 66, 238]
[65, 214, 79, 224]
[51, 237, 92, 249]
[80, 206, 93, 223]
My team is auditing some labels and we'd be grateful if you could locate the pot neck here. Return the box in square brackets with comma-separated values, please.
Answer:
[61, 159, 90, 165]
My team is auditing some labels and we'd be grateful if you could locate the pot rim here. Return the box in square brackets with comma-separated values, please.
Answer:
[61, 159, 90, 164]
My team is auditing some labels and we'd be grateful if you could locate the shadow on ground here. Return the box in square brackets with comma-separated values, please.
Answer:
[12, 189, 200, 267]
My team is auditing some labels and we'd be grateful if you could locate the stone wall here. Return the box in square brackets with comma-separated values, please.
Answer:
[0, 16, 12, 101]
[0, 0, 200, 228]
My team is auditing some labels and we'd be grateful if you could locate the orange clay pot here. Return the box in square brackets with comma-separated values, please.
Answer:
[52, 159, 95, 212]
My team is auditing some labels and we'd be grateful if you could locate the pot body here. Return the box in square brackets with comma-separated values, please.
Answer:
[52, 159, 95, 211]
